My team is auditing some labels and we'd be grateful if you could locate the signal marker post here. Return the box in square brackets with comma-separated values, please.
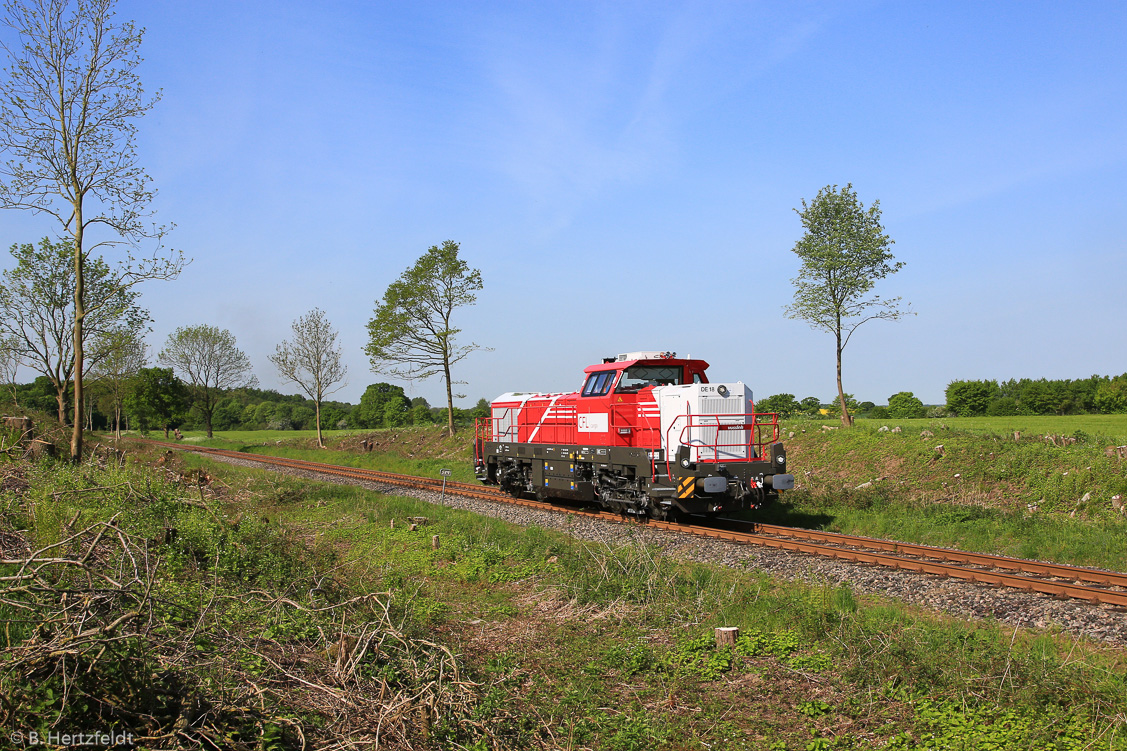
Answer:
[440, 468, 451, 502]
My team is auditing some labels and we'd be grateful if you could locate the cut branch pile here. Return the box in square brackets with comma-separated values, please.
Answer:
[0, 510, 499, 749]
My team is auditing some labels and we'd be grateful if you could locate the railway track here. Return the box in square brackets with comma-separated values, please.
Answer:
[147, 439, 1127, 609]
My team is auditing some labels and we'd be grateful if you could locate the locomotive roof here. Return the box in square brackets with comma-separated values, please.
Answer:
[582, 354, 710, 373]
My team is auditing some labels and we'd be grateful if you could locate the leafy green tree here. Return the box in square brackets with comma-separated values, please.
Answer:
[945, 380, 1000, 417]
[365, 240, 487, 436]
[240, 403, 259, 427]
[353, 383, 408, 428]
[211, 397, 243, 431]
[125, 367, 188, 437]
[0, 238, 147, 426]
[383, 397, 409, 427]
[1094, 375, 1127, 414]
[887, 391, 926, 419]
[410, 402, 433, 426]
[268, 308, 347, 448]
[756, 393, 800, 417]
[986, 396, 1020, 416]
[0, 0, 185, 460]
[291, 405, 315, 431]
[159, 325, 257, 438]
[471, 398, 490, 421]
[253, 402, 275, 426]
[798, 396, 822, 415]
[320, 405, 347, 431]
[785, 184, 910, 426]
[270, 402, 294, 430]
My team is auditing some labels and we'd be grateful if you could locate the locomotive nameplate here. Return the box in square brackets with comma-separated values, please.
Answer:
[577, 413, 609, 433]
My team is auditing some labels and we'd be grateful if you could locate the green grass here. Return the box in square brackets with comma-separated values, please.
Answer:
[246, 444, 479, 483]
[221, 455, 1127, 750]
[7, 444, 1127, 749]
[852, 413, 1127, 443]
[766, 420, 1127, 570]
[171, 427, 367, 444]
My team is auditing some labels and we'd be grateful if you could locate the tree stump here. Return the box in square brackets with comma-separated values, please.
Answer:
[432, 535, 440, 550]
[715, 627, 739, 648]
[2, 416, 33, 444]
[389, 519, 395, 529]
[409, 523, 418, 532]
[23, 439, 55, 460]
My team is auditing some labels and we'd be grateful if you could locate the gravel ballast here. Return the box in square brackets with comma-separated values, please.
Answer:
[208, 453, 1127, 646]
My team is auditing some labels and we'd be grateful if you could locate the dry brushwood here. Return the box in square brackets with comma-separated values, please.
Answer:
[0, 514, 504, 748]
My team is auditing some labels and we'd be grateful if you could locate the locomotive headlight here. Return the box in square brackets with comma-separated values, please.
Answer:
[776, 455, 786, 465]
[680, 457, 692, 469]
[717, 385, 729, 397]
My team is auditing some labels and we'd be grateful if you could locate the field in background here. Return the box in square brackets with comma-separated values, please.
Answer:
[853, 414, 1127, 442]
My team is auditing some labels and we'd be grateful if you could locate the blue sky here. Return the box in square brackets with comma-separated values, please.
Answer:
[2, 1, 1125, 408]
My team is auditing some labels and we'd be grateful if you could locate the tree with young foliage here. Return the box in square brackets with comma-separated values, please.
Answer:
[365, 240, 487, 436]
[785, 184, 910, 427]
[159, 325, 257, 438]
[0, 0, 185, 460]
[88, 324, 146, 437]
[268, 308, 347, 448]
[124, 366, 187, 437]
[0, 238, 147, 426]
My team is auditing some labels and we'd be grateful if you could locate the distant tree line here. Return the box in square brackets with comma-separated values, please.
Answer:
[0, 373, 491, 436]
[945, 375, 1127, 416]
[756, 391, 933, 420]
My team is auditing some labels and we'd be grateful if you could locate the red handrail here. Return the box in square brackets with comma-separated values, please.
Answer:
[663, 411, 780, 477]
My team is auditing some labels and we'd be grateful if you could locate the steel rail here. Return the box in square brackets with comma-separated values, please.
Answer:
[144, 439, 1127, 607]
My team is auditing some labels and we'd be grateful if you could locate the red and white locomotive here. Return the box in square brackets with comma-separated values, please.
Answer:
[473, 351, 794, 519]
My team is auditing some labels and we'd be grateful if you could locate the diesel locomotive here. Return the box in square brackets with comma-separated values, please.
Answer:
[473, 351, 794, 519]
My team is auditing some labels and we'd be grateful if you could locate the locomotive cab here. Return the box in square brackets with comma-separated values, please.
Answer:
[474, 351, 794, 519]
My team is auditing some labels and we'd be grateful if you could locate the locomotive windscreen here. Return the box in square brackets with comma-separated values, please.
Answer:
[616, 365, 683, 391]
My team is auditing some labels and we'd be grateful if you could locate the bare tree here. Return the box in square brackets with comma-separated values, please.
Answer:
[365, 241, 487, 436]
[0, 237, 147, 425]
[269, 308, 347, 448]
[158, 325, 256, 438]
[88, 324, 145, 437]
[0, 0, 184, 461]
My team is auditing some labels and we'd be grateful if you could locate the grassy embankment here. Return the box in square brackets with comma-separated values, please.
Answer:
[763, 416, 1127, 570]
[3, 430, 1126, 749]
[182, 413, 1127, 570]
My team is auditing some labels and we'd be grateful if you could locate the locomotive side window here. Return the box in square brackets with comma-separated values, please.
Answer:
[616, 365, 684, 392]
[582, 371, 616, 397]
